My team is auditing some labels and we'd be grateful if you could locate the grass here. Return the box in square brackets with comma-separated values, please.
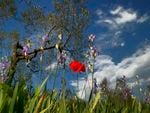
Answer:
[0, 75, 150, 113]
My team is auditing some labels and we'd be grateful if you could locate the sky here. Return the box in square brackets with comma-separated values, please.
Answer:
[70, 0, 150, 99]
[1, 0, 150, 99]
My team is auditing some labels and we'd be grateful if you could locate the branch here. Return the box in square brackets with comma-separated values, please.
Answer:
[17, 45, 55, 60]
[6, 25, 73, 86]
[6, 26, 56, 85]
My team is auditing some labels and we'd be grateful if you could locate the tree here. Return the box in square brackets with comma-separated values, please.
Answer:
[0, 0, 89, 86]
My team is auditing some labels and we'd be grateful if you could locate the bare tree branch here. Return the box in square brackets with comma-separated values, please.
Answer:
[6, 25, 74, 85]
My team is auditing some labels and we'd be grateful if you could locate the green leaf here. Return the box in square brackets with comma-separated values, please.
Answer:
[138, 101, 142, 113]
[9, 83, 19, 113]
[90, 91, 101, 113]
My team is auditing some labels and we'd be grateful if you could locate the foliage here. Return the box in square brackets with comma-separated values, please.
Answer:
[0, 76, 150, 113]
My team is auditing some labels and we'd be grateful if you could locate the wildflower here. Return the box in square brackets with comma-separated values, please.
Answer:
[87, 62, 94, 73]
[27, 40, 31, 48]
[23, 45, 29, 56]
[42, 33, 49, 41]
[55, 44, 59, 50]
[40, 46, 44, 51]
[88, 34, 96, 42]
[145, 97, 150, 104]
[0, 57, 10, 70]
[0, 60, 9, 70]
[69, 60, 86, 73]
[0, 73, 8, 83]
[122, 87, 131, 100]
[58, 50, 67, 65]
[0, 57, 10, 83]
[89, 46, 98, 58]
[42, 34, 48, 44]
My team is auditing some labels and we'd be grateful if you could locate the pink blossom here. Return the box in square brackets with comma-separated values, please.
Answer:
[88, 34, 96, 42]
[41, 34, 49, 46]
[23, 45, 29, 56]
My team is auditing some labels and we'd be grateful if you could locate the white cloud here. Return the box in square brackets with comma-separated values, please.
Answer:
[96, 9, 103, 17]
[70, 45, 150, 100]
[96, 6, 149, 48]
[137, 14, 149, 23]
[97, 6, 149, 28]
[97, 6, 137, 28]
[120, 42, 125, 47]
[96, 30, 123, 48]
[110, 6, 122, 15]
[103, 19, 114, 24]
[114, 10, 137, 24]
[45, 62, 57, 71]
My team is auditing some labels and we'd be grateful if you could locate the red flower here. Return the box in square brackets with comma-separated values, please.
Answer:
[69, 60, 86, 73]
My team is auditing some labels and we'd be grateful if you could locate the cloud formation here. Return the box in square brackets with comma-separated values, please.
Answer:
[70, 45, 150, 100]
[137, 14, 150, 23]
[96, 6, 149, 48]
[97, 6, 138, 29]
[110, 6, 137, 25]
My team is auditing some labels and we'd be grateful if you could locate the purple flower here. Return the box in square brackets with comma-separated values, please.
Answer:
[1, 74, 8, 83]
[58, 50, 67, 65]
[41, 34, 49, 46]
[42, 34, 49, 41]
[0, 59, 9, 70]
[0, 57, 10, 83]
[121, 87, 131, 100]
[145, 97, 150, 104]
[89, 46, 98, 58]
[89, 34, 96, 42]
[23, 45, 29, 56]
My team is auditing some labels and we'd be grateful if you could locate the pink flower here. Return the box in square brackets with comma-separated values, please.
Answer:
[42, 34, 48, 42]
[41, 34, 49, 47]
[88, 34, 96, 42]
[23, 45, 29, 56]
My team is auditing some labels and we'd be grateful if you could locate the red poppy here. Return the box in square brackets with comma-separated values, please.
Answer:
[69, 60, 86, 73]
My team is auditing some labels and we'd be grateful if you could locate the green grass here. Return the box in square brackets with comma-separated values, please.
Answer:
[0, 76, 150, 113]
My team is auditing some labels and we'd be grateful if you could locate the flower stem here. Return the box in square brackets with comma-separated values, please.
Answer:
[91, 62, 94, 95]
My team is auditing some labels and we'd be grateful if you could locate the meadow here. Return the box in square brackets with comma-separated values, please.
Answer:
[0, 0, 150, 113]
[0, 74, 150, 113]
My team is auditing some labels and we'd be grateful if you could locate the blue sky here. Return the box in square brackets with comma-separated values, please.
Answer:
[87, 0, 150, 62]
[2, 0, 150, 61]
[70, 0, 150, 99]
[1, 0, 150, 99]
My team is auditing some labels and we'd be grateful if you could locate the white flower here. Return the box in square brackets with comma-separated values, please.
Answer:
[58, 34, 62, 40]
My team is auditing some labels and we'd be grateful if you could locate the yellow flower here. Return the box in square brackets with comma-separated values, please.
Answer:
[40, 46, 44, 51]
[55, 44, 59, 49]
